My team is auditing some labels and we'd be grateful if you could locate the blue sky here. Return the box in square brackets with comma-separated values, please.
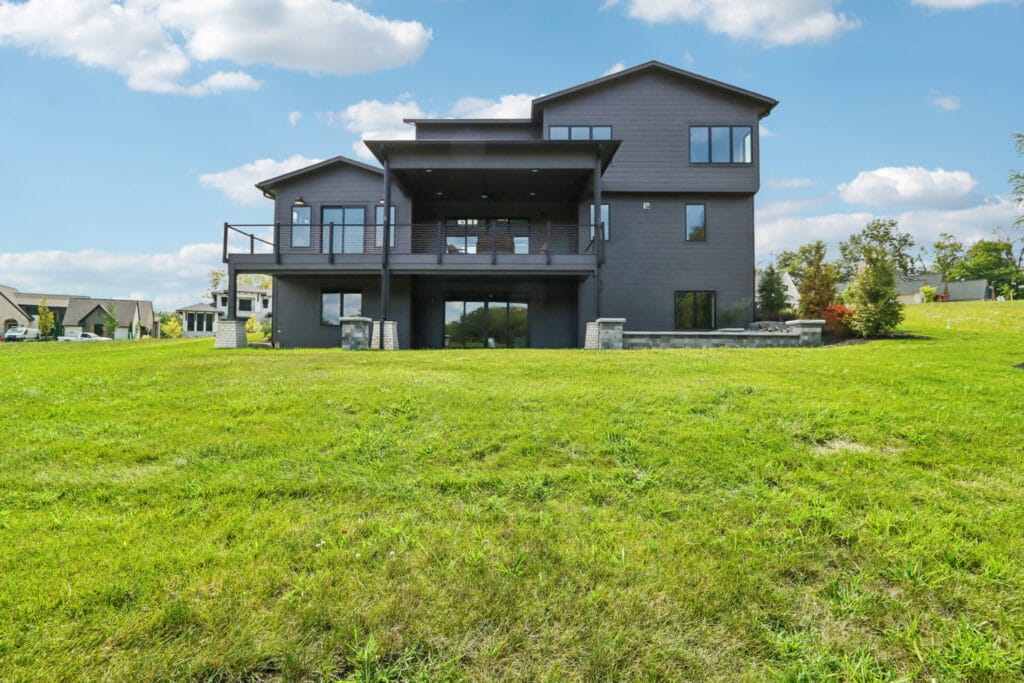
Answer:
[0, 0, 1021, 310]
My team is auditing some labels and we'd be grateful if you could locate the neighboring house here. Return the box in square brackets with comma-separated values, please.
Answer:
[212, 287, 272, 322]
[177, 303, 219, 338]
[0, 284, 156, 337]
[840, 274, 991, 304]
[60, 297, 154, 340]
[221, 61, 778, 348]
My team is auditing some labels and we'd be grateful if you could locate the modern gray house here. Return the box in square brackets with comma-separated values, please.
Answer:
[223, 61, 777, 349]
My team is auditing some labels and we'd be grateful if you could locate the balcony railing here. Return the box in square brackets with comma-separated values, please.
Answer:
[224, 222, 598, 266]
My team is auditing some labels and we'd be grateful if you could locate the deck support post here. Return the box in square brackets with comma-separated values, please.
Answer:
[381, 157, 392, 322]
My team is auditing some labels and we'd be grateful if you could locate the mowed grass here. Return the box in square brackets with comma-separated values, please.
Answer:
[2, 302, 1023, 681]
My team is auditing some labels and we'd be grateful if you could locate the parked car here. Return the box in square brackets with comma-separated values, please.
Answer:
[58, 332, 113, 342]
[4, 327, 40, 342]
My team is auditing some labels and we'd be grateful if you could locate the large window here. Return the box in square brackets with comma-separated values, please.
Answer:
[589, 203, 610, 241]
[238, 299, 253, 312]
[321, 291, 363, 326]
[374, 205, 397, 248]
[445, 219, 481, 254]
[685, 204, 706, 242]
[549, 125, 612, 140]
[690, 126, 752, 164]
[292, 205, 311, 248]
[444, 299, 528, 348]
[674, 291, 716, 330]
[322, 206, 366, 254]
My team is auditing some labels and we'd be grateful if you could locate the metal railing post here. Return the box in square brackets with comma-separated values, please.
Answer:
[329, 222, 335, 264]
[437, 220, 444, 264]
[491, 220, 497, 265]
[222, 222, 229, 263]
[274, 222, 280, 264]
[250, 233, 255, 254]
[546, 221, 552, 265]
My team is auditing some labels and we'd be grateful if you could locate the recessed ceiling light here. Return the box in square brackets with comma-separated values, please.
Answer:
[436, 191, 443, 196]
[425, 169, 432, 173]
[480, 193, 489, 200]
[531, 169, 539, 174]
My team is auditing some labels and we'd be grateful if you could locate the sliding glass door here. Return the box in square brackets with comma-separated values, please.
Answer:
[444, 299, 528, 348]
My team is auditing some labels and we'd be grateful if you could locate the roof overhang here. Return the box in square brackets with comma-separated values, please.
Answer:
[255, 155, 383, 198]
[365, 139, 620, 203]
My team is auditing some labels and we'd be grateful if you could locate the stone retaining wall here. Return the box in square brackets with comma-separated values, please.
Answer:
[588, 319, 825, 350]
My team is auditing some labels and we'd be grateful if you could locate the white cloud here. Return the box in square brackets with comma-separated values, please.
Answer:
[759, 123, 776, 138]
[682, 51, 696, 68]
[0, 0, 431, 96]
[930, 92, 961, 111]
[765, 178, 816, 189]
[199, 155, 323, 205]
[838, 166, 979, 208]
[600, 0, 623, 10]
[603, 62, 627, 76]
[620, 0, 860, 46]
[756, 195, 1018, 259]
[288, 111, 303, 126]
[448, 94, 536, 119]
[0, 243, 224, 311]
[911, 0, 1012, 8]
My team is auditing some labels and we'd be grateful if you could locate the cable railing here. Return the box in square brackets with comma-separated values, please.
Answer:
[224, 222, 599, 264]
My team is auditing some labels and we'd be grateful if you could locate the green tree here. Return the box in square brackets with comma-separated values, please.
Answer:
[757, 264, 788, 319]
[846, 244, 904, 337]
[920, 284, 938, 303]
[776, 242, 828, 286]
[949, 238, 1023, 294]
[931, 232, 965, 276]
[209, 269, 225, 293]
[796, 241, 837, 318]
[162, 315, 183, 338]
[103, 301, 119, 338]
[37, 296, 55, 337]
[838, 218, 917, 280]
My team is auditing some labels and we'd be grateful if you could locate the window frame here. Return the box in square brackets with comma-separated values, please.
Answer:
[589, 203, 610, 241]
[374, 205, 397, 249]
[237, 298, 253, 313]
[291, 204, 312, 248]
[674, 291, 717, 330]
[320, 290, 363, 327]
[685, 203, 707, 242]
[689, 125, 754, 165]
[321, 205, 367, 254]
[549, 124, 613, 141]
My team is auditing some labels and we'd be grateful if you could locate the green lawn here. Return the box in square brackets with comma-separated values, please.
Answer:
[2, 302, 1023, 681]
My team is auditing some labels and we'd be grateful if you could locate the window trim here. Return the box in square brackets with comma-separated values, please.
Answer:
[374, 204, 397, 249]
[685, 203, 707, 242]
[320, 290, 363, 326]
[291, 204, 312, 248]
[321, 205, 367, 254]
[237, 298, 253, 313]
[689, 125, 753, 165]
[589, 203, 610, 241]
[674, 290, 717, 330]
[549, 124, 613, 141]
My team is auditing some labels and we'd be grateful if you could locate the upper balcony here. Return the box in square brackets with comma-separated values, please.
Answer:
[224, 220, 598, 275]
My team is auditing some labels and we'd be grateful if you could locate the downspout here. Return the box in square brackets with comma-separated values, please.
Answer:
[593, 153, 603, 319]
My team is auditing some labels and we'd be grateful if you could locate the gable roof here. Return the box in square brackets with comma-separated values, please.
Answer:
[531, 61, 778, 119]
[256, 155, 383, 197]
[946, 279, 989, 301]
[63, 298, 140, 327]
[177, 303, 218, 313]
[0, 287, 31, 323]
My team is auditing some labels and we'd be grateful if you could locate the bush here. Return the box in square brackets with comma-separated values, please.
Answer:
[920, 285, 938, 303]
[162, 316, 183, 338]
[245, 313, 259, 334]
[845, 244, 904, 337]
[260, 319, 273, 340]
[823, 304, 853, 338]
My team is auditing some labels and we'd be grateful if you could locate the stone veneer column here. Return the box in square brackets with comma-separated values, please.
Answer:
[371, 320, 400, 350]
[214, 318, 247, 349]
[595, 318, 626, 350]
[786, 319, 826, 347]
[340, 317, 372, 350]
[584, 322, 599, 349]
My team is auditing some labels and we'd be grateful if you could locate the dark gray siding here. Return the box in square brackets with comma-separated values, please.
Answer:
[586, 193, 755, 330]
[272, 164, 412, 254]
[273, 275, 412, 349]
[414, 122, 540, 141]
[542, 69, 762, 193]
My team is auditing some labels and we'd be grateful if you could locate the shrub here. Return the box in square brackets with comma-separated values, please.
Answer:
[920, 285, 938, 303]
[757, 265, 788, 320]
[245, 313, 259, 334]
[162, 316, 183, 338]
[845, 244, 904, 337]
[260, 319, 273, 340]
[823, 304, 853, 338]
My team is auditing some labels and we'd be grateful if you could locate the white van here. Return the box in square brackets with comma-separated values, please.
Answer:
[3, 327, 40, 342]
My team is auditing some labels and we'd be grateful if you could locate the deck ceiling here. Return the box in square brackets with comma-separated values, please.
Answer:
[393, 168, 593, 203]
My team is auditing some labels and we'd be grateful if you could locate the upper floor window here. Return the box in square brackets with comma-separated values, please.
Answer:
[374, 205, 397, 249]
[690, 126, 752, 164]
[550, 125, 612, 141]
[238, 299, 253, 312]
[291, 205, 311, 247]
[262, 298, 270, 309]
[322, 206, 365, 254]
[219, 296, 227, 307]
[685, 204, 706, 242]
[589, 203, 610, 241]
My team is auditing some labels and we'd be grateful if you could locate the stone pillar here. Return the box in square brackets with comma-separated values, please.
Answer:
[340, 316, 372, 350]
[786, 319, 826, 347]
[584, 321, 598, 349]
[371, 320, 400, 350]
[594, 317, 625, 350]
[215, 318, 247, 349]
